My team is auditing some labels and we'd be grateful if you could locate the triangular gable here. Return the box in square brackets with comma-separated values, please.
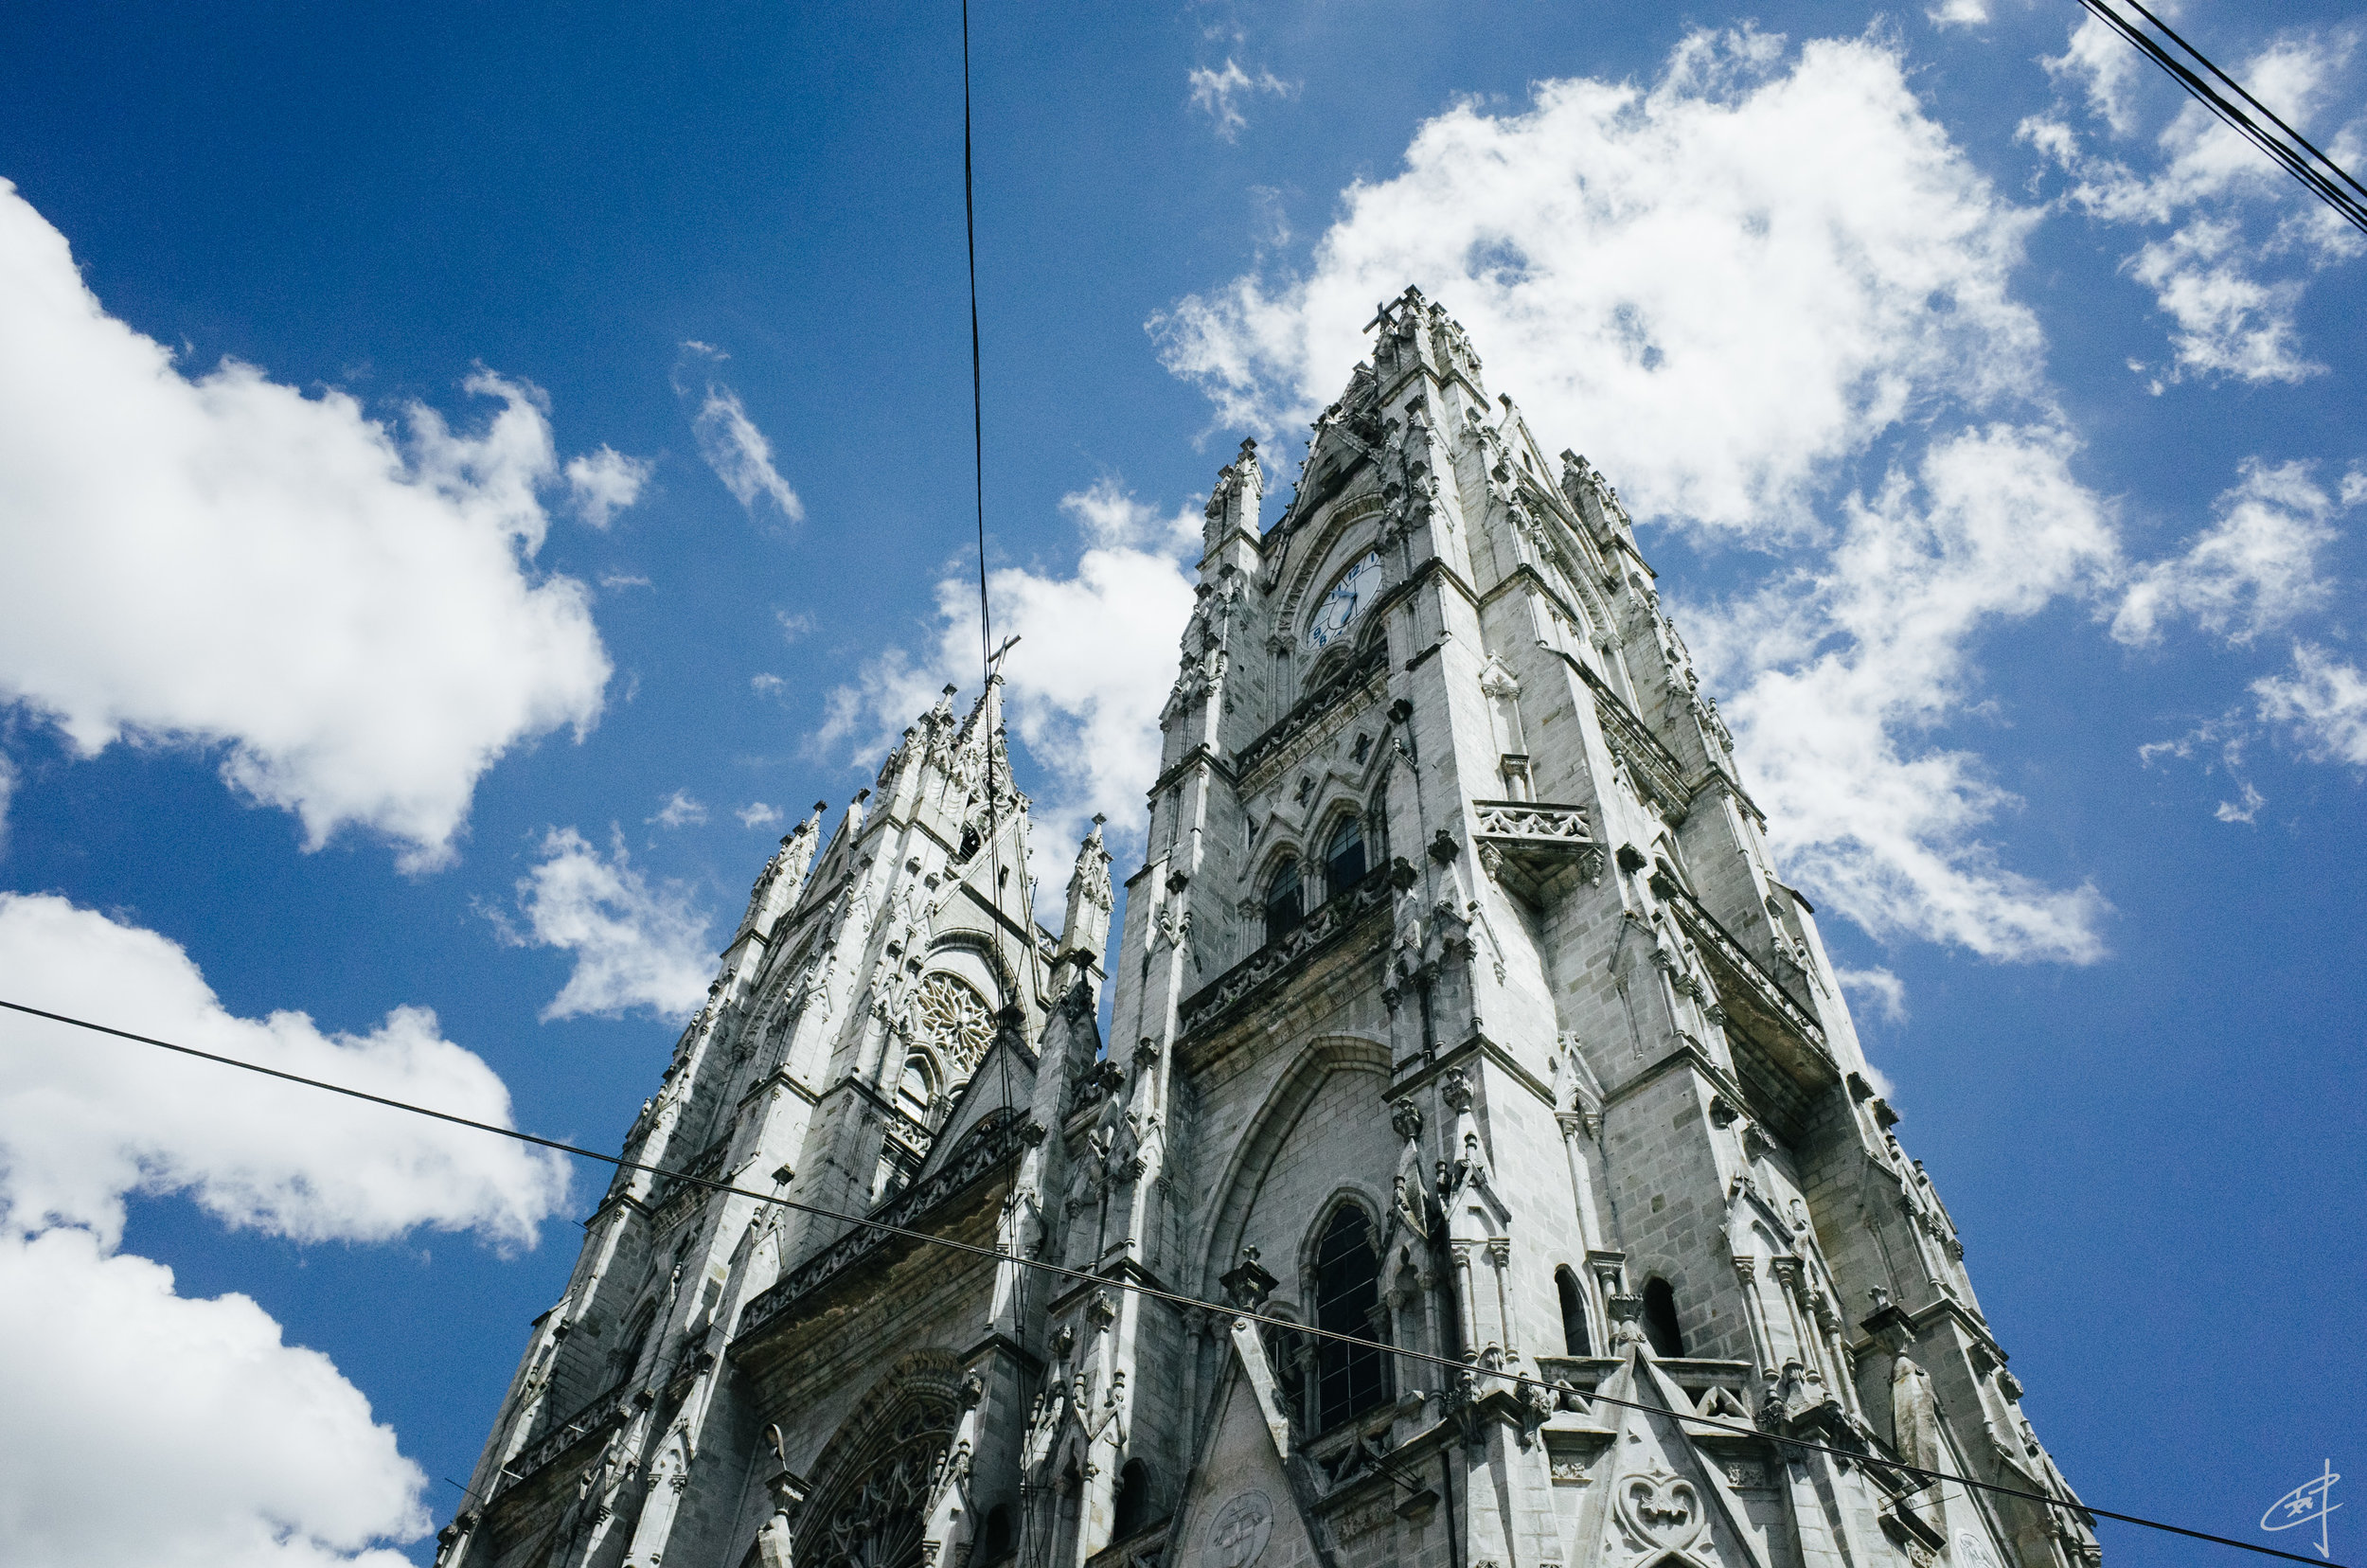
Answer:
[1567, 1346, 1776, 1568]
[911, 1030, 1041, 1188]
[1166, 1324, 1335, 1568]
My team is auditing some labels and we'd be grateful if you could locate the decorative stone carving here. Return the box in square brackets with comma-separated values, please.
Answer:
[913, 974, 993, 1078]
[1613, 1460, 1707, 1560]
[1202, 1491, 1273, 1568]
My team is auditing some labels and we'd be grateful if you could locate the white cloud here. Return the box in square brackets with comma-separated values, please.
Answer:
[1153, 28, 2048, 537]
[737, 802, 784, 829]
[495, 826, 716, 1021]
[680, 345, 802, 523]
[0, 1229, 427, 1568]
[1157, 31, 2119, 960]
[2215, 779, 2267, 824]
[0, 895, 570, 1568]
[598, 572, 653, 591]
[1187, 59, 1294, 142]
[2113, 459, 2340, 645]
[2255, 644, 2367, 767]
[2025, 24, 2363, 384]
[1697, 426, 2117, 963]
[0, 183, 614, 869]
[776, 609, 816, 641]
[649, 789, 708, 829]
[2039, 11, 2146, 137]
[0, 892, 568, 1247]
[1926, 0, 1988, 30]
[815, 481, 1201, 862]
[1835, 967, 1909, 1024]
[2125, 219, 2322, 383]
[752, 672, 790, 699]
[563, 444, 653, 528]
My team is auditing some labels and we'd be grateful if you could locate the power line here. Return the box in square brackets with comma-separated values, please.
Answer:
[0, 995, 2347, 1568]
[2074, 0, 2367, 236]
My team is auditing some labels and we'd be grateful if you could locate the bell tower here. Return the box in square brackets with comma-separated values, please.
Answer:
[439, 292, 2099, 1568]
[1078, 286, 2100, 1568]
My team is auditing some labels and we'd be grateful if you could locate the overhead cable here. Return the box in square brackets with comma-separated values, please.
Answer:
[0, 994, 2348, 1568]
[2074, 0, 2367, 235]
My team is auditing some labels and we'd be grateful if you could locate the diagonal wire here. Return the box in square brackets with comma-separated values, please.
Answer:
[2073, 0, 2367, 235]
[0, 994, 2350, 1568]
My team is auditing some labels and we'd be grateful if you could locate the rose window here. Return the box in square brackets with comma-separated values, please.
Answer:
[914, 973, 993, 1077]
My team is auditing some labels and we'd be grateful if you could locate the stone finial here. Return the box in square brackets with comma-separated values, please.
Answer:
[1390, 1097, 1423, 1142]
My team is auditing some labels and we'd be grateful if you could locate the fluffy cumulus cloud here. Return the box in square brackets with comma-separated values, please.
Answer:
[1157, 29, 2130, 960]
[493, 826, 717, 1021]
[0, 894, 568, 1248]
[1694, 426, 2117, 962]
[2112, 459, 2342, 647]
[816, 479, 1202, 866]
[681, 343, 803, 523]
[0, 1230, 424, 1568]
[2024, 18, 2364, 387]
[0, 182, 616, 869]
[1153, 28, 2048, 536]
[0, 894, 568, 1566]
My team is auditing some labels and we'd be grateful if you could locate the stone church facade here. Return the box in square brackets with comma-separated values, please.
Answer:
[438, 290, 2101, 1568]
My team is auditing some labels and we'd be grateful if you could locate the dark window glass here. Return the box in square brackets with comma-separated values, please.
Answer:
[1264, 860, 1304, 947]
[1313, 1206, 1388, 1430]
[1324, 816, 1366, 898]
[1557, 1267, 1592, 1357]
[1643, 1276, 1685, 1358]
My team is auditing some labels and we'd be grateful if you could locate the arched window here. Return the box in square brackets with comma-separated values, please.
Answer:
[1112, 1459, 1153, 1540]
[895, 1052, 935, 1125]
[610, 1302, 657, 1382]
[1643, 1276, 1685, 1358]
[1556, 1267, 1592, 1356]
[1323, 814, 1366, 899]
[1263, 859, 1305, 947]
[1312, 1205, 1388, 1430]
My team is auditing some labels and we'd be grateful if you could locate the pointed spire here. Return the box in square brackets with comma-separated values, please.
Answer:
[1050, 814, 1113, 1002]
[736, 801, 825, 943]
[1201, 437, 1263, 561]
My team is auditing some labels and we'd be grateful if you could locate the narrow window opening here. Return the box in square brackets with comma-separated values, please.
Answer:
[1556, 1266, 1592, 1357]
[1313, 1205, 1388, 1430]
[1112, 1460, 1152, 1540]
[1643, 1275, 1685, 1358]
[1263, 860, 1304, 947]
[978, 1506, 1014, 1563]
[1324, 815, 1366, 899]
[895, 1052, 935, 1125]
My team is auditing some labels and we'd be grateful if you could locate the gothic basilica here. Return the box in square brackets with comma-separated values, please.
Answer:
[438, 291, 2101, 1568]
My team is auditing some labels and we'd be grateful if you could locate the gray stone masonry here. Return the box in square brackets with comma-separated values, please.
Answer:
[439, 291, 2097, 1568]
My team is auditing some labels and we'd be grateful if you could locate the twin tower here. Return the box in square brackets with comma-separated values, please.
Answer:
[439, 292, 2100, 1568]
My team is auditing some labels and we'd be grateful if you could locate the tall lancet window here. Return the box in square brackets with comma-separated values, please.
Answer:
[1323, 814, 1366, 900]
[1643, 1276, 1686, 1358]
[1312, 1204, 1388, 1430]
[1556, 1266, 1593, 1356]
[1263, 859, 1304, 948]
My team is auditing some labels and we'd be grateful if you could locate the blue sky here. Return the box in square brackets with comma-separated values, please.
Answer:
[0, 2, 2361, 1564]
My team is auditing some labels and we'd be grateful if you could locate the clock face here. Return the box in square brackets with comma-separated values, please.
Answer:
[1304, 551, 1383, 651]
